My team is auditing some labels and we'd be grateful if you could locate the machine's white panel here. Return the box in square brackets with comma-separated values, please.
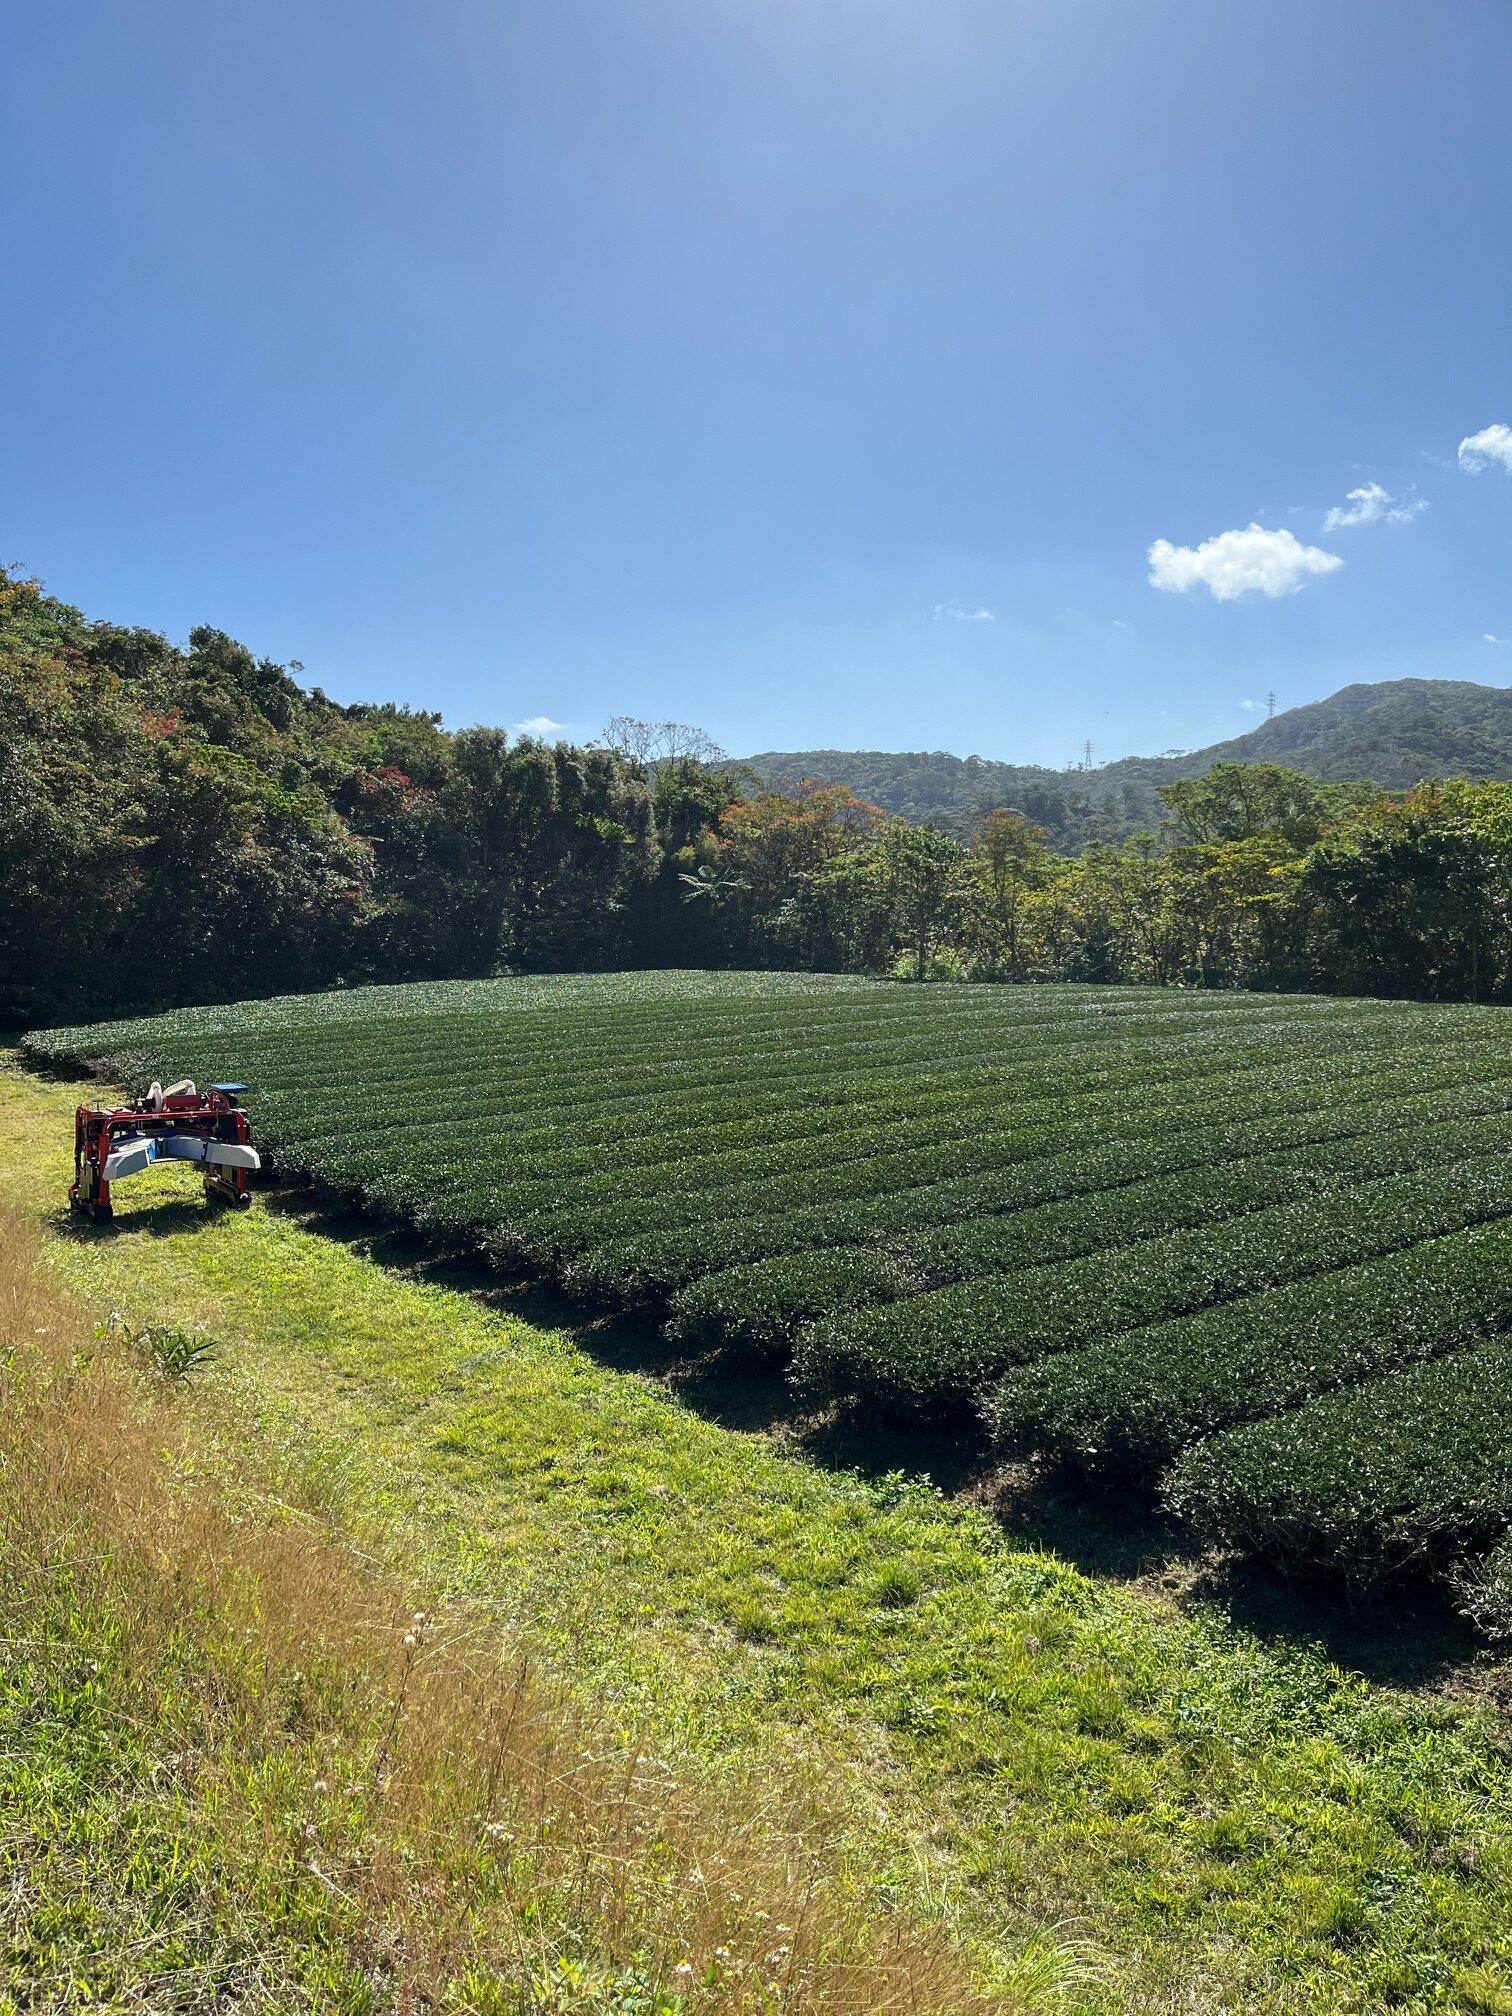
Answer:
[102, 1137, 157, 1181]
[205, 1141, 260, 1170]
[156, 1135, 206, 1161]
[157, 1135, 260, 1171]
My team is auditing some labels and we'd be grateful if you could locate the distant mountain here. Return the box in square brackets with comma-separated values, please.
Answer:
[742, 677, 1512, 850]
[737, 747, 1154, 851]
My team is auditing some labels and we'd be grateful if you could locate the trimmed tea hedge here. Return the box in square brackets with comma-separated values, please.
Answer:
[985, 1211, 1512, 1470]
[795, 1154, 1512, 1406]
[1162, 1342, 1512, 1576]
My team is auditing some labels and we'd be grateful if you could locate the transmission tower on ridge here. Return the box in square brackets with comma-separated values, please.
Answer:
[1266, 690, 1276, 720]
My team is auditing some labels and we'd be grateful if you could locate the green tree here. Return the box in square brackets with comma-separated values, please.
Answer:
[883, 824, 964, 981]
[1304, 787, 1491, 1000]
[963, 809, 1053, 977]
[1160, 762, 1365, 850]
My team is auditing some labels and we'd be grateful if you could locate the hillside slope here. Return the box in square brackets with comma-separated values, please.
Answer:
[745, 676, 1512, 844]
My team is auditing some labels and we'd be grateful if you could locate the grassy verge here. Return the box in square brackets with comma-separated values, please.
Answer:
[0, 1204, 996, 2014]
[5, 1058, 1512, 2014]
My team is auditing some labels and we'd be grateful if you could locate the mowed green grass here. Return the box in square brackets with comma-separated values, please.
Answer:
[27, 972, 1512, 1589]
[6, 1050, 1512, 2015]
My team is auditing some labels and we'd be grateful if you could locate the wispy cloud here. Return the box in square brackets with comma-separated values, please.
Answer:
[1148, 523, 1343, 601]
[1459, 424, 1512, 474]
[1486, 633, 1510, 647]
[1322, 481, 1426, 531]
[511, 715, 571, 740]
[932, 600, 995, 623]
[1238, 698, 1264, 712]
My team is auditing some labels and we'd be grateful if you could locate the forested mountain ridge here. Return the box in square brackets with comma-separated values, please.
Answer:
[1152, 678, 1512, 786]
[739, 748, 1152, 848]
[746, 676, 1512, 845]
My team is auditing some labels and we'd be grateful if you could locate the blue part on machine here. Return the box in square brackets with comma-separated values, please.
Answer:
[210, 1083, 249, 1093]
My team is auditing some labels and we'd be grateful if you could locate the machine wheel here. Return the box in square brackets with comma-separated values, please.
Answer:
[233, 1190, 252, 1211]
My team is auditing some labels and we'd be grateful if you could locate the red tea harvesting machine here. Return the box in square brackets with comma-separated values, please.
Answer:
[70, 1081, 260, 1223]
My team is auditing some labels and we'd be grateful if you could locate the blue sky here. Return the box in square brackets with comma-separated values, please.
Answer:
[6, 0, 1512, 766]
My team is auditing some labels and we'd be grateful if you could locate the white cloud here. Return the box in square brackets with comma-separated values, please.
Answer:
[932, 600, 995, 622]
[511, 715, 571, 739]
[1238, 698, 1264, 712]
[1459, 424, 1512, 474]
[1486, 633, 1510, 646]
[1322, 481, 1426, 530]
[1148, 523, 1343, 601]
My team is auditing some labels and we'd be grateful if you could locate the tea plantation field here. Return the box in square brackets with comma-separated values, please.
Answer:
[28, 972, 1512, 1607]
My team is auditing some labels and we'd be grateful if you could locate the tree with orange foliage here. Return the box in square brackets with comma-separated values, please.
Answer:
[716, 779, 889, 914]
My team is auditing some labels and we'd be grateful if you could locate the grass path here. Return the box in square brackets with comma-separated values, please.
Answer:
[6, 1058, 1512, 2015]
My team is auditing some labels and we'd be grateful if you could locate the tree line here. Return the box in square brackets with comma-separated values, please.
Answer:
[5, 567, 1510, 1023]
[668, 763, 1512, 1003]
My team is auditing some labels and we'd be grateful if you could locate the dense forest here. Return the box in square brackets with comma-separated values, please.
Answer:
[7, 566, 1512, 1023]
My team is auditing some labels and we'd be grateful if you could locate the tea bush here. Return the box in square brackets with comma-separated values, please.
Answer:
[1162, 1343, 1512, 1576]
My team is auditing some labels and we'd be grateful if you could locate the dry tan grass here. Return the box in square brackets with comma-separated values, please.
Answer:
[0, 1205, 1013, 2014]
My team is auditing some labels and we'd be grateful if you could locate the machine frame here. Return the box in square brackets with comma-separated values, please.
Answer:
[70, 1081, 259, 1223]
